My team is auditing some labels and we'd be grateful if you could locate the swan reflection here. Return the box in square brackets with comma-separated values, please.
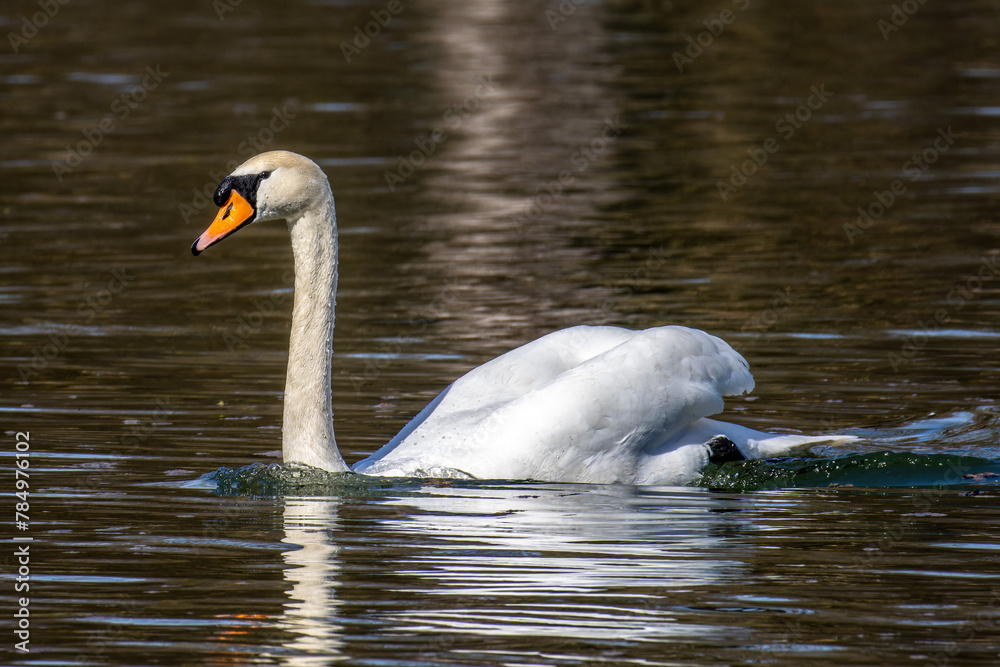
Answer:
[275, 483, 750, 654]
[274, 498, 344, 665]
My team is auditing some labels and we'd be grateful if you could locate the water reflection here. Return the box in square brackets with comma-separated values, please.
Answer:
[381, 0, 632, 364]
[354, 485, 746, 644]
[265, 461, 999, 662]
[277, 498, 344, 665]
[272, 484, 751, 657]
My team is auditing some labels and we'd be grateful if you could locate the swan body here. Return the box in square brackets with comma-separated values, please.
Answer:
[192, 151, 852, 484]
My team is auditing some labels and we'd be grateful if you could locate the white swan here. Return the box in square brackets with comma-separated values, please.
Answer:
[192, 151, 851, 484]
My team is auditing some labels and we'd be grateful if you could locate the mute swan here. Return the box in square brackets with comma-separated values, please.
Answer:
[192, 151, 851, 484]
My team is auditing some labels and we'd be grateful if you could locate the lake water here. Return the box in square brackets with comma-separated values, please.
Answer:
[3, 0, 1000, 664]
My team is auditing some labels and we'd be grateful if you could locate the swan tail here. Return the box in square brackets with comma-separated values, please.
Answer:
[742, 433, 858, 459]
[681, 418, 857, 461]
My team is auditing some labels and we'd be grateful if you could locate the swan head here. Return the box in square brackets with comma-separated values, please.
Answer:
[191, 150, 332, 255]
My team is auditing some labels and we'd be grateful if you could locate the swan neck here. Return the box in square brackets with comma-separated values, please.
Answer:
[282, 195, 348, 472]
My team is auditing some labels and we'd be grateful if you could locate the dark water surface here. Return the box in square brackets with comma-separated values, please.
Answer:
[3, 0, 1000, 664]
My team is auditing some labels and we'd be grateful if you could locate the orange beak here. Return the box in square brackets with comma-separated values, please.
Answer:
[191, 190, 256, 255]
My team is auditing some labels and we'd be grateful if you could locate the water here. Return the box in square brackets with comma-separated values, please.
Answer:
[3, 0, 1000, 664]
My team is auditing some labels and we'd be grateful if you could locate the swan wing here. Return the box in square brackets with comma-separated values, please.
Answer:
[354, 325, 755, 482]
[353, 326, 636, 476]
